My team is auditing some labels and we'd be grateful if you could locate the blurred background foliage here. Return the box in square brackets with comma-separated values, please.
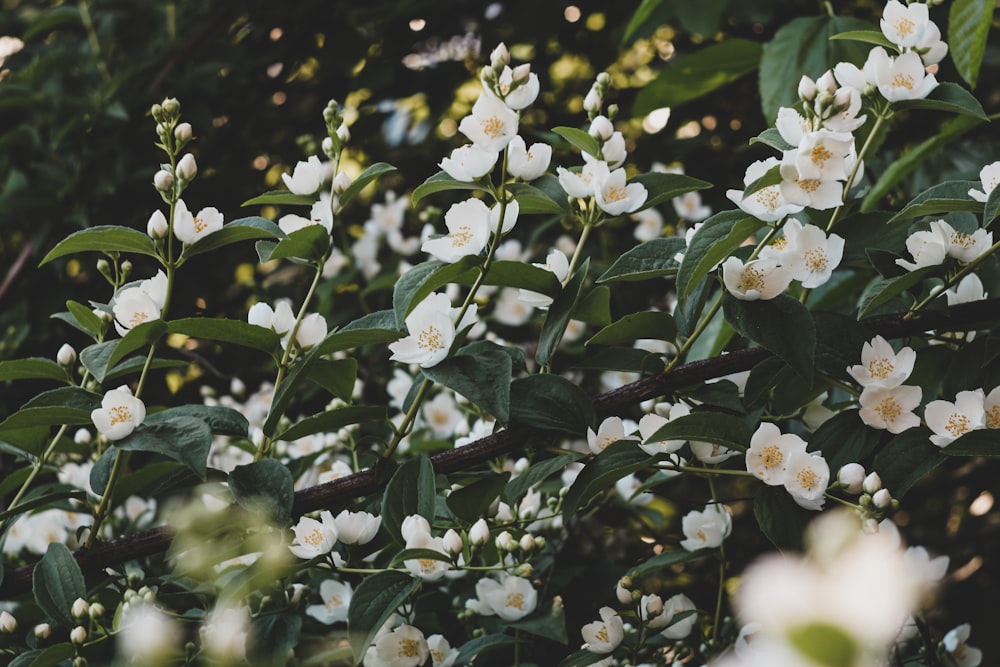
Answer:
[1, 0, 999, 659]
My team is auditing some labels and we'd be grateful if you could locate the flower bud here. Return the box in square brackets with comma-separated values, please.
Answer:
[837, 463, 866, 494]
[147, 209, 169, 239]
[443, 528, 463, 555]
[161, 97, 180, 117]
[174, 122, 193, 143]
[177, 153, 197, 181]
[495, 530, 515, 551]
[34, 622, 50, 639]
[0, 611, 16, 633]
[72, 597, 90, 620]
[589, 115, 614, 140]
[151, 103, 164, 122]
[57, 343, 77, 367]
[89, 603, 105, 620]
[797, 75, 817, 102]
[519, 534, 535, 552]
[323, 99, 340, 124]
[863, 472, 882, 494]
[153, 169, 174, 191]
[70, 626, 87, 645]
[332, 171, 352, 194]
[616, 583, 632, 605]
[583, 88, 602, 113]
[513, 563, 533, 577]
[490, 43, 510, 68]
[872, 488, 893, 509]
[511, 63, 531, 85]
[120, 260, 132, 279]
[336, 123, 350, 143]
[816, 70, 837, 95]
[469, 518, 490, 546]
[645, 595, 664, 618]
[322, 136, 335, 157]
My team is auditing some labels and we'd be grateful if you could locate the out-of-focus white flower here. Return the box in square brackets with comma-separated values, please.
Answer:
[680, 503, 732, 551]
[306, 579, 352, 624]
[690, 440, 740, 464]
[117, 602, 181, 664]
[506, 136, 552, 181]
[581, 606, 624, 654]
[745, 422, 807, 486]
[439, 143, 498, 181]
[0, 611, 15, 634]
[493, 286, 534, 326]
[943, 623, 982, 667]
[632, 208, 664, 242]
[721, 257, 792, 301]
[364, 624, 429, 667]
[458, 93, 518, 153]
[427, 634, 459, 667]
[282, 155, 325, 195]
[423, 391, 463, 439]
[637, 405, 689, 456]
[288, 511, 338, 559]
[519, 249, 569, 309]
[333, 510, 381, 545]
[969, 161, 1000, 202]
[474, 575, 537, 621]
[91, 386, 146, 441]
[783, 450, 830, 511]
[587, 416, 634, 455]
[388, 293, 477, 368]
[173, 199, 223, 245]
[925, 389, 985, 447]
[673, 191, 711, 223]
[201, 605, 250, 661]
[847, 335, 916, 389]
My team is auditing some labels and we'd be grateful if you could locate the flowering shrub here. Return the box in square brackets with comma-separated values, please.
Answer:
[0, 1, 998, 666]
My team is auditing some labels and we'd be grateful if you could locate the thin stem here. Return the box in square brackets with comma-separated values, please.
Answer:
[564, 221, 593, 284]
[382, 378, 433, 460]
[826, 105, 892, 232]
[905, 236, 1000, 319]
[706, 474, 726, 644]
[660, 464, 754, 478]
[665, 293, 722, 373]
[84, 448, 127, 548]
[0, 425, 68, 534]
[78, 0, 111, 82]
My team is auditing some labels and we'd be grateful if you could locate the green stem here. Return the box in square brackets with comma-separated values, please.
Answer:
[826, 105, 893, 232]
[564, 221, 593, 285]
[382, 378, 433, 460]
[78, 0, 111, 82]
[0, 425, 68, 534]
[661, 464, 754, 478]
[904, 236, 1000, 319]
[85, 448, 128, 548]
[706, 475, 726, 645]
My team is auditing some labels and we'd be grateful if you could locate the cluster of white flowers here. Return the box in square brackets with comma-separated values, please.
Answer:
[287, 508, 380, 560]
[247, 299, 328, 350]
[111, 270, 168, 336]
[746, 422, 830, 511]
[851, 335, 923, 434]
[896, 218, 993, 272]
[925, 387, 1000, 447]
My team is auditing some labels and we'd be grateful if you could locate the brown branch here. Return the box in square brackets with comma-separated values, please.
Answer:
[0, 242, 34, 303]
[1, 298, 997, 598]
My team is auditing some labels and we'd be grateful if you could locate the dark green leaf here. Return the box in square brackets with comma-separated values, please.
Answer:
[180, 216, 284, 260]
[597, 237, 687, 283]
[558, 649, 616, 667]
[676, 211, 761, 300]
[0, 358, 67, 383]
[723, 293, 816, 382]
[0, 489, 86, 524]
[455, 260, 562, 295]
[572, 285, 611, 326]
[65, 300, 105, 337]
[33, 542, 86, 627]
[563, 440, 652, 520]
[503, 453, 583, 505]
[314, 327, 404, 356]
[873, 428, 944, 497]
[263, 345, 322, 437]
[168, 317, 281, 356]
[857, 266, 938, 319]
[828, 29, 896, 49]
[635, 39, 763, 114]
[536, 258, 589, 367]
[949, 0, 995, 88]
[456, 634, 517, 665]
[340, 162, 397, 208]
[79, 341, 117, 384]
[508, 182, 569, 214]
[229, 459, 295, 524]
[630, 172, 712, 212]
[411, 171, 488, 205]
[587, 311, 676, 347]
[381, 457, 436, 544]
[348, 571, 420, 661]
[242, 191, 315, 207]
[941, 429, 1000, 457]
[105, 358, 186, 383]
[9, 644, 75, 667]
[145, 404, 249, 437]
[24, 5, 81, 40]
[741, 162, 782, 201]
[116, 417, 212, 480]
[447, 473, 510, 524]
[276, 405, 387, 442]
[422, 348, 512, 424]
[258, 224, 330, 263]
[631, 548, 705, 578]
[753, 485, 811, 551]
[551, 126, 601, 157]
[340, 309, 400, 332]
[510, 597, 568, 644]
[247, 613, 303, 667]
[0, 387, 101, 432]
[107, 319, 169, 370]
[393, 257, 480, 329]
[303, 357, 358, 402]
[40, 226, 159, 265]
[888, 180, 982, 223]
[644, 412, 753, 451]
[510, 374, 595, 436]
[894, 82, 989, 120]
[985, 179, 1000, 227]
[573, 346, 665, 373]
[806, 409, 882, 472]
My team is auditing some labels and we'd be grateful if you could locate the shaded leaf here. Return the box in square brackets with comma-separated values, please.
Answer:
[242, 191, 315, 207]
[887, 180, 982, 223]
[422, 348, 512, 424]
[587, 311, 677, 347]
[392, 257, 480, 329]
[537, 258, 589, 367]
[40, 226, 158, 265]
[510, 374, 595, 436]
[168, 317, 281, 356]
[753, 485, 811, 551]
[276, 406, 387, 442]
[33, 543, 86, 627]
[676, 211, 761, 300]
[562, 440, 652, 521]
[0, 358, 67, 383]
[447, 473, 511, 524]
[116, 417, 212, 480]
[551, 126, 601, 157]
[381, 457, 436, 544]
[723, 294, 816, 382]
[644, 412, 753, 451]
[597, 237, 687, 283]
[411, 171, 488, 204]
[229, 459, 295, 524]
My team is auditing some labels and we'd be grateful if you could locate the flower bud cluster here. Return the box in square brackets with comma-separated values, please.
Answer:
[322, 98, 349, 159]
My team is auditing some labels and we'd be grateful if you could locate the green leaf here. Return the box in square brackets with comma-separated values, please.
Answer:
[0, 358, 67, 383]
[115, 417, 212, 480]
[24, 5, 81, 40]
[314, 327, 404, 356]
[381, 456, 436, 544]
[631, 548, 705, 578]
[454, 260, 562, 296]
[411, 171, 488, 205]
[422, 347, 512, 424]
[179, 216, 284, 260]
[340, 309, 400, 332]
[262, 346, 322, 437]
[551, 126, 601, 157]
[508, 182, 569, 215]
[303, 357, 358, 402]
[66, 300, 105, 337]
[247, 613, 303, 667]
[241, 191, 315, 207]
[387, 547, 454, 568]
[339, 162, 397, 208]
[563, 440, 652, 521]
[644, 412, 753, 451]
[276, 405, 386, 442]
[789, 623, 860, 667]
[503, 453, 583, 505]
[873, 428, 944, 497]
[79, 341, 117, 384]
[536, 258, 589, 368]
[0, 387, 101, 432]
[750, 127, 795, 152]
[740, 162, 782, 201]
[857, 266, 938, 319]
[806, 409, 882, 472]
[456, 634, 517, 665]
[447, 472, 511, 524]
[894, 82, 989, 120]
[597, 237, 687, 283]
[587, 311, 677, 347]
[258, 224, 330, 263]
[888, 180, 982, 223]
[676, 211, 761, 300]
[941, 429, 1000, 457]
[33, 542, 86, 627]
[759, 16, 872, 122]
[723, 294, 816, 383]
[9, 644, 75, 667]
[392, 257, 480, 329]
[573, 346, 662, 373]
[634, 39, 763, 115]
[348, 570, 421, 662]
[753, 485, 811, 551]
[949, 0, 995, 88]
[510, 597, 568, 644]
[558, 649, 616, 667]
[623, 0, 664, 45]
[0, 489, 86, 525]
[828, 29, 896, 49]
[228, 459, 295, 524]
[40, 226, 159, 265]
[572, 285, 611, 326]
[145, 404, 249, 437]
[107, 319, 169, 370]
[509, 374, 595, 436]
[169, 317, 281, 356]
[631, 171, 713, 212]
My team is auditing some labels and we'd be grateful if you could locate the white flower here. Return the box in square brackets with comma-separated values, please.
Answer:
[474, 575, 537, 621]
[896, 222, 949, 271]
[925, 389, 986, 447]
[282, 155, 325, 195]
[400, 514, 432, 543]
[594, 168, 647, 216]
[726, 157, 804, 222]
[288, 511, 338, 559]
[870, 47, 938, 102]
[903, 545, 949, 586]
[427, 634, 459, 667]
[389, 293, 477, 368]
[859, 385, 922, 433]
[680, 503, 732, 551]
[519, 249, 569, 309]
[969, 161, 1000, 202]
[489, 199, 519, 236]
[794, 130, 853, 182]
[823, 86, 868, 133]
[469, 518, 490, 545]
[333, 510, 381, 545]
[507, 136, 552, 181]
[943, 624, 983, 667]
[781, 223, 844, 288]
[458, 93, 518, 153]
[91, 386, 146, 441]
[936, 219, 993, 263]
[404, 532, 451, 581]
[439, 143, 498, 182]
[778, 153, 844, 210]
[423, 391, 463, 439]
[673, 191, 711, 223]
[581, 606, 624, 654]
[690, 440, 740, 464]
[847, 335, 917, 389]
[293, 313, 327, 349]
[587, 416, 634, 454]
[602, 132, 627, 168]
[782, 450, 830, 511]
[306, 579, 352, 625]
[494, 65, 540, 110]
[837, 463, 866, 494]
[745, 422, 807, 486]
[364, 624, 429, 667]
[173, 199, 223, 245]
[944, 273, 988, 310]
[422, 198, 491, 263]
[557, 159, 611, 199]
[880, 0, 930, 49]
[721, 257, 792, 301]
[493, 287, 534, 326]
[112, 288, 161, 337]
[201, 605, 250, 661]
[637, 405, 689, 456]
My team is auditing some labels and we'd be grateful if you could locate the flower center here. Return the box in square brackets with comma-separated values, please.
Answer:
[398, 638, 420, 658]
[945, 412, 971, 437]
[604, 184, 627, 203]
[595, 626, 610, 643]
[759, 444, 784, 470]
[506, 592, 525, 610]
[754, 186, 780, 211]
[986, 404, 1000, 429]
[194, 215, 208, 233]
[128, 310, 150, 328]
[868, 357, 894, 380]
[303, 528, 323, 546]
[417, 326, 445, 352]
[950, 231, 975, 249]
[450, 225, 473, 247]
[891, 73, 915, 91]
[481, 116, 505, 139]
[798, 179, 821, 193]
[876, 396, 902, 423]
[894, 17, 915, 38]
[325, 595, 343, 610]
[804, 247, 828, 273]
[418, 558, 437, 570]
[108, 405, 133, 426]
[810, 145, 833, 169]
[739, 266, 766, 292]
[796, 467, 820, 492]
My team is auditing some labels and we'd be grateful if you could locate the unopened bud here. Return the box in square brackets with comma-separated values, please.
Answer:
[322, 136, 335, 157]
[70, 626, 87, 645]
[583, 88, 602, 113]
[816, 70, 837, 95]
[72, 597, 90, 620]
[513, 563, 533, 577]
[88, 603, 105, 620]
[0, 611, 16, 633]
[469, 518, 490, 546]
[120, 260, 132, 279]
[519, 534, 535, 551]
[863, 472, 882, 494]
[837, 463, 866, 494]
[151, 103, 164, 122]
[153, 169, 174, 191]
[589, 115, 614, 140]
[74, 428, 91, 444]
[443, 528, 463, 555]
[147, 209, 169, 239]
[174, 122, 193, 143]
[616, 583, 632, 605]
[161, 98, 180, 117]
[872, 488, 892, 509]
[511, 63, 531, 85]
[323, 99, 340, 124]
[798, 75, 817, 102]
[332, 171, 352, 194]
[495, 530, 515, 551]
[57, 343, 77, 367]
[34, 622, 50, 639]
[490, 43, 510, 68]
[177, 153, 197, 181]
[645, 595, 664, 618]
[596, 72, 611, 87]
